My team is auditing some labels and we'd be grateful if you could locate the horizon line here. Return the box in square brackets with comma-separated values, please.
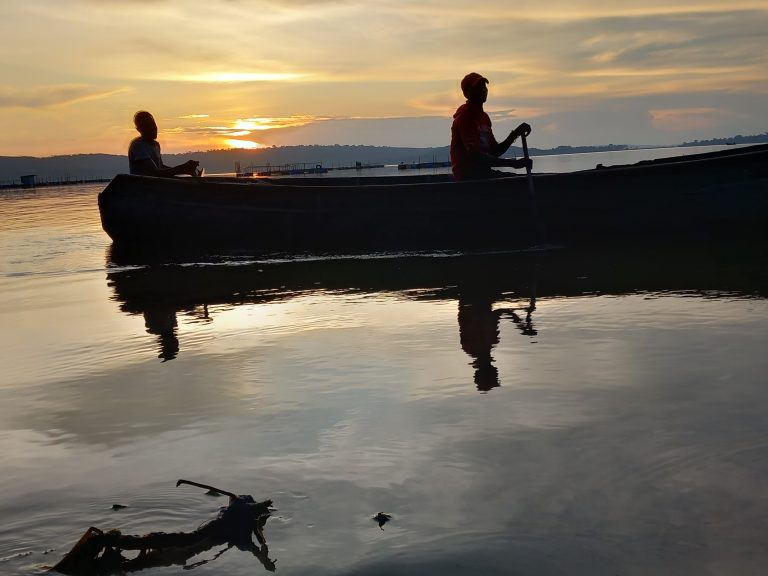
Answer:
[2, 133, 767, 160]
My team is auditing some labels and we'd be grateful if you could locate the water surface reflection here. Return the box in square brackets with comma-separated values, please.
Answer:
[106, 241, 767, 386]
[5, 183, 768, 576]
[7, 245, 768, 573]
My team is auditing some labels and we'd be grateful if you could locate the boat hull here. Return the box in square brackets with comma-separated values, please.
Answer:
[98, 144, 768, 252]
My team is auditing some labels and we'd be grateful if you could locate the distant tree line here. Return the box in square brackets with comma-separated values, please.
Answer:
[679, 133, 768, 147]
[1, 133, 765, 183]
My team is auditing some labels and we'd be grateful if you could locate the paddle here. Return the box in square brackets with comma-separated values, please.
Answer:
[521, 133, 534, 197]
[520, 133, 540, 241]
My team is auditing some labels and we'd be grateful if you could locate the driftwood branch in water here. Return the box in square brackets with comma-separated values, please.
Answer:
[50, 480, 275, 575]
[175, 478, 238, 500]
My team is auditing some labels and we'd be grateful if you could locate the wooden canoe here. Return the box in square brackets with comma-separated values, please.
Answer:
[98, 144, 768, 252]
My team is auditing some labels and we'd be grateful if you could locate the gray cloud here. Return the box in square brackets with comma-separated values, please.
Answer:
[409, 8, 768, 77]
[570, 10, 768, 68]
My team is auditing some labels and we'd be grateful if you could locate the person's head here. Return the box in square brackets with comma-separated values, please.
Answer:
[133, 110, 158, 140]
[461, 72, 489, 104]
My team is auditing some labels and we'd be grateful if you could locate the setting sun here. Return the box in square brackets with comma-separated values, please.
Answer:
[224, 139, 265, 150]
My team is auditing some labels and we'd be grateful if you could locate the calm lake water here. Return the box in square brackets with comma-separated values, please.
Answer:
[1, 148, 768, 575]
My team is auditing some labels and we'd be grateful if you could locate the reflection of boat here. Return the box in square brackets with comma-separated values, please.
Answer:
[98, 144, 768, 251]
[107, 242, 768, 312]
[107, 241, 768, 364]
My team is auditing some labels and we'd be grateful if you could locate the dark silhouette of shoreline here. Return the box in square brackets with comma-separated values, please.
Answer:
[2, 133, 765, 185]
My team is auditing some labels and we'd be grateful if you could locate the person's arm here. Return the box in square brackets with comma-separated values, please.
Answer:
[133, 157, 199, 177]
[491, 122, 532, 157]
[460, 120, 532, 170]
[467, 148, 532, 171]
[468, 155, 530, 170]
[156, 159, 199, 177]
[488, 122, 533, 169]
[489, 155, 532, 170]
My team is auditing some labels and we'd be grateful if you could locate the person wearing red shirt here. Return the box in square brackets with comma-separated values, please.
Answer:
[450, 72, 532, 181]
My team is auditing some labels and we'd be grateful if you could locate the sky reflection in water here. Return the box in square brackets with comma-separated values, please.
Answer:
[0, 183, 767, 575]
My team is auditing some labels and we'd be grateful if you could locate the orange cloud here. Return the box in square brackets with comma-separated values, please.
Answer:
[233, 116, 318, 131]
[649, 108, 733, 131]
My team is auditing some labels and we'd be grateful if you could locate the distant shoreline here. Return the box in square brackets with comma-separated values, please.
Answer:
[0, 177, 111, 191]
[1, 136, 765, 187]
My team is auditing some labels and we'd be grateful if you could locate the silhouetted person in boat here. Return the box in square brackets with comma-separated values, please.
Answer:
[129, 110, 200, 177]
[450, 72, 532, 181]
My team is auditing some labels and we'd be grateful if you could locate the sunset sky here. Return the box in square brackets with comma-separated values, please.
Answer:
[1, 0, 766, 156]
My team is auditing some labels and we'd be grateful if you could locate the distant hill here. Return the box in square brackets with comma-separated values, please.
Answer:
[1, 146, 453, 184]
[0, 144, 630, 184]
[679, 133, 768, 147]
[0, 154, 128, 185]
[1, 133, 765, 185]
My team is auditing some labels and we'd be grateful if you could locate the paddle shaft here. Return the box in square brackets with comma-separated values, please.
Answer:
[521, 134, 535, 196]
[521, 133, 540, 238]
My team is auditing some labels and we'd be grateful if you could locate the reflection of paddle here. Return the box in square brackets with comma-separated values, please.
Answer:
[498, 286, 538, 337]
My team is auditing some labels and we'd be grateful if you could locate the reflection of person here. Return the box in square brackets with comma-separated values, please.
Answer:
[458, 298, 501, 392]
[458, 285, 538, 391]
[450, 72, 532, 181]
[129, 110, 200, 177]
[143, 307, 179, 362]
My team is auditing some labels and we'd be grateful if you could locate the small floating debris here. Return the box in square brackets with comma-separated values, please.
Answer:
[111, 504, 127, 510]
[372, 512, 392, 529]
